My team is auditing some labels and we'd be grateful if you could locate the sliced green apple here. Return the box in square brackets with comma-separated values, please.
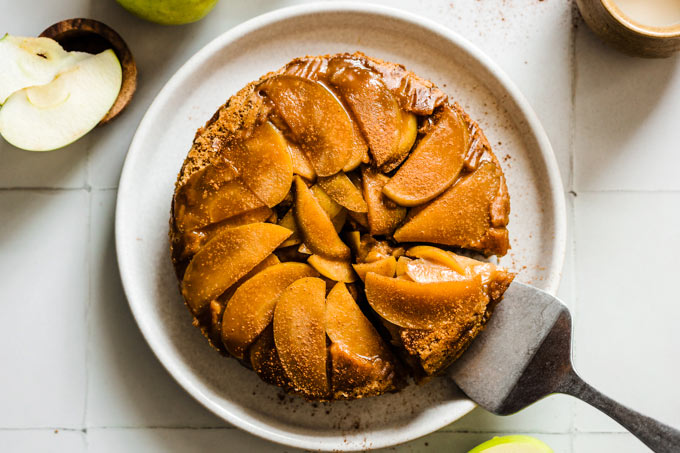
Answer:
[0, 35, 90, 104]
[286, 139, 316, 181]
[406, 245, 465, 274]
[221, 262, 318, 359]
[0, 49, 122, 151]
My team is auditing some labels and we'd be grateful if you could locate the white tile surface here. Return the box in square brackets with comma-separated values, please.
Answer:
[0, 429, 86, 453]
[86, 428, 571, 453]
[573, 192, 680, 432]
[574, 24, 680, 192]
[0, 191, 88, 427]
[86, 190, 225, 427]
[574, 433, 648, 453]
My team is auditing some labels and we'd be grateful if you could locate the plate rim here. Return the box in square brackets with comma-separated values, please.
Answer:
[115, 2, 567, 451]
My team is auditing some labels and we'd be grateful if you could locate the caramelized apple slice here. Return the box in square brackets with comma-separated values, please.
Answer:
[364, 272, 487, 329]
[249, 325, 292, 389]
[294, 176, 350, 260]
[326, 282, 386, 359]
[328, 59, 404, 170]
[405, 259, 466, 283]
[174, 160, 264, 232]
[277, 208, 301, 248]
[273, 277, 329, 398]
[362, 167, 406, 236]
[318, 172, 368, 213]
[384, 105, 469, 206]
[308, 255, 356, 283]
[352, 256, 396, 282]
[230, 121, 293, 207]
[343, 120, 371, 172]
[221, 262, 318, 359]
[393, 161, 509, 256]
[406, 245, 465, 274]
[286, 140, 316, 181]
[326, 282, 402, 398]
[260, 75, 360, 176]
[177, 206, 273, 260]
[395, 256, 411, 277]
[310, 184, 342, 219]
[181, 223, 292, 313]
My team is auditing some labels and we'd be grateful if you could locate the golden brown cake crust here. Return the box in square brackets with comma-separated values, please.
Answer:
[169, 52, 513, 400]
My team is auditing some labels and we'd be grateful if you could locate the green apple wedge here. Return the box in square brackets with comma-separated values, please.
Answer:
[468, 435, 553, 453]
[0, 35, 90, 104]
[0, 49, 122, 152]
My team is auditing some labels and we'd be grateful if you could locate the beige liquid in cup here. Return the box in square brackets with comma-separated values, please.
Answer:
[612, 0, 680, 28]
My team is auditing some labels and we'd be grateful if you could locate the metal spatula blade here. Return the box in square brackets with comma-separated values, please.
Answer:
[448, 281, 680, 453]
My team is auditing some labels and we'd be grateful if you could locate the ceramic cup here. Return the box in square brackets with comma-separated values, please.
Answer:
[577, 0, 680, 57]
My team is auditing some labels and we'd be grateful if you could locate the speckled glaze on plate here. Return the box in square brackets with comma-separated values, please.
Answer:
[115, 3, 566, 451]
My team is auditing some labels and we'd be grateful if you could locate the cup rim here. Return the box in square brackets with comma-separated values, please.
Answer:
[601, 0, 680, 38]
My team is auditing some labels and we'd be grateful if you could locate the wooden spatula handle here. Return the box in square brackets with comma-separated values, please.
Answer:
[560, 370, 680, 453]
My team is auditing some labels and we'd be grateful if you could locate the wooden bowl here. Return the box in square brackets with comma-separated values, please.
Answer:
[576, 0, 680, 58]
[40, 18, 137, 124]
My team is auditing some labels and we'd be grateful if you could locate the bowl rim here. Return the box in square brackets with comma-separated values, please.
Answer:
[115, 2, 567, 450]
[601, 0, 680, 38]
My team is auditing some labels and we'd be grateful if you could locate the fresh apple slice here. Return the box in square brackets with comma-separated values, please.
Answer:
[362, 166, 406, 235]
[352, 256, 396, 282]
[0, 49, 122, 151]
[318, 172, 368, 213]
[174, 160, 264, 232]
[384, 105, 469, 206]
[0, 35, 90, 104]
[364, 272, 487, 329]
[181, 223, 292, 313]
[228, 121, 293, 207]
[406, 245, 465, 274]
[260, 75, 361, 176]
[307, 255, 356, 283]
[393, 161, 508, 255]
[294, 176, 350, 260]
[273, 277, 329, 398]
[221, 262, 318, 359]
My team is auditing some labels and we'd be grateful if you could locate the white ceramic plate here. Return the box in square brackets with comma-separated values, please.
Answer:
[116, 3, 566, 451]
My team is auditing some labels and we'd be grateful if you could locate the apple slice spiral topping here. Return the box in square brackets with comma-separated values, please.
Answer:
[171, 52, 514, 400]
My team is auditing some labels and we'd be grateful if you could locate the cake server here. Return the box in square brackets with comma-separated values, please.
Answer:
[449, 281, 680, 453]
